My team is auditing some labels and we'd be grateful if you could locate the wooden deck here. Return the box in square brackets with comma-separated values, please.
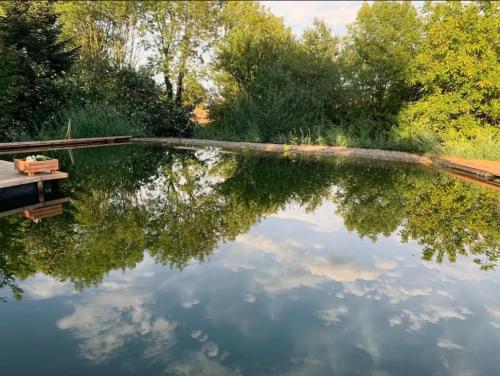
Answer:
[0, 160, 67, 189]
[439, 156, 500, 179]
[0, 136, 131, 154]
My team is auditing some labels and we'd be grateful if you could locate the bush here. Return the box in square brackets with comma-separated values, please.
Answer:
[63, 63, 194, 138]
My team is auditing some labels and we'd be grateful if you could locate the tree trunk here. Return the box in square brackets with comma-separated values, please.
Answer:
[175, 70, 184, 106]
[162, 61, 173, 100]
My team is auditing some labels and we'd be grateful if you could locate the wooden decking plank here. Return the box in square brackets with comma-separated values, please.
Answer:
[0, 160, 67, 189]
[0, 136, 132, 152]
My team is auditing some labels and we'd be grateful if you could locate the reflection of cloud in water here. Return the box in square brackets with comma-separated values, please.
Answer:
[243, 294, 256, 303]
[388, 316, 402, 327]
[270, 202, 342, 233]
[57, 276, 177, 363]
[166, 351, 241, 376]
[181, 299, 200, 309]
[317, 305, 348, 326]
[485, 306, 500, 329]
[374, 259, 398, 270]
[20, 274, 75, 300]
[227, 233, 387, 294]
[397, 304, 473, 332]
[485, 306, 500, 318]
[437, 338, 464, 351]
[306, 257, 379, 282]
[342, 281, 432, 304]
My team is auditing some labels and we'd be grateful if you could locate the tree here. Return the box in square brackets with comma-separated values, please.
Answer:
[55, 1, 142, 68]
[0, 0, 78, 140]
[398, 1, 499, 151]
[210, 2, 342, 142]
[140, 1, 222, 104]
[342, 1, 421, 131]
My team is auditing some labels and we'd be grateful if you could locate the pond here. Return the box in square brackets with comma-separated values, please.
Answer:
[0, 144, 499, 376]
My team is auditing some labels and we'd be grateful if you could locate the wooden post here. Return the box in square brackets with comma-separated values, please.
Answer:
[65, 119, 72, 140]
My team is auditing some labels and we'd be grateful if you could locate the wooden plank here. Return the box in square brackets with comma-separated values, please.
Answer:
[0, 141, 132, 156]
[0, 136, 132, 152]
[440, 156, 500, 178]
[0, 160, 67, 189]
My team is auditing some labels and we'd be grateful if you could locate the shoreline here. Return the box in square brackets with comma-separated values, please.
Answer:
[135, 137, 500, 190]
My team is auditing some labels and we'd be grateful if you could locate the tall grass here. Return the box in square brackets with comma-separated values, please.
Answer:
[37, 104, 143, 140]
[195, 123, 500, 160]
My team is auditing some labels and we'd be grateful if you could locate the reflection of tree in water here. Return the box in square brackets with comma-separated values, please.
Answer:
[0, 144, 498, 299]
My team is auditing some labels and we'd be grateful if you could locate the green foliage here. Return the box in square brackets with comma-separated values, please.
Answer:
[38, 104, 140, 139]
[205, 0, 498, 160]
[55, 1, 141, 68]
[209, 3, 341, 142]
[139, 0, 222, 104]
[0, 0, 78, 141]
[398, 1, 499, 156]
[0, 1, 195, 141]
[64, 64, 193, 137]
[341, 1, 421, 131]
[0, 0, 498, 158]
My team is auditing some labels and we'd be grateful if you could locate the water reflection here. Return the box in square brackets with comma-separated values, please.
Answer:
[0, 144, 499, 375]
[1, 145, 498, 296]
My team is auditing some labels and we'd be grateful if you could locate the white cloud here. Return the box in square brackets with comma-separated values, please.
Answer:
[490, 322, 500, 330]
[400, 304, 473, 332]
[191, 330, 203, 339]
[243, 294, 256, 303]
[437, 338, 464, 351]
[374, 260, 398, 271]
[262, 1, 361, 36]
[388, 316, 402, 327]
[270, 202, 342, 233]
[485, 306, 500, 319]
[317, 305, 348, 326]
[306, 257, 379, 282]
[20, 274, 75, 300]
[57, 276, 177, 363]
[202, 342, 219, 358]
[182, 299, 200, 309]
[166, 351, 241, 376]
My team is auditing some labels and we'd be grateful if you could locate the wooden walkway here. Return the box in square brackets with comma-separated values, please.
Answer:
[0, 136, 131, 154]
[0, 160, 67, 189]
[438, 156, 500, 179]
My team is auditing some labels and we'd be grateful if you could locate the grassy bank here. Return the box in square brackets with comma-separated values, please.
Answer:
[195, 125, 500, 161]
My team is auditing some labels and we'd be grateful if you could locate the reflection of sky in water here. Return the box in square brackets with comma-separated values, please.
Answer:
[2, 200, 499, 376]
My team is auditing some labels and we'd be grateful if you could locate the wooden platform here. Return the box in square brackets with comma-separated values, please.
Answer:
[438, 156, 500, 179]
[0, 136, 131, 154]
[0, 160, 67, 189]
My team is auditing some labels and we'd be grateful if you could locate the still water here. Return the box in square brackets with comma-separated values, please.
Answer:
[0, 144, 499, 376]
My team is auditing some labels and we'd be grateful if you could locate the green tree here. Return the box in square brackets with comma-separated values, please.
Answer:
[398, 1, 499, 156]
[209, 2, 342, 142]
[0, 0, 78, 140]
[55, 1, 141, 68]
[140, 1, 222, 104]
[341, 1, 421, 132]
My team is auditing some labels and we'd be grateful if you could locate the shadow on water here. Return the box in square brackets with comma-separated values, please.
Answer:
[0, 144, 499, 300]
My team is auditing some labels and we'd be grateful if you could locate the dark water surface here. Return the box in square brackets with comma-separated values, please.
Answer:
[0, 144, 499, 376]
